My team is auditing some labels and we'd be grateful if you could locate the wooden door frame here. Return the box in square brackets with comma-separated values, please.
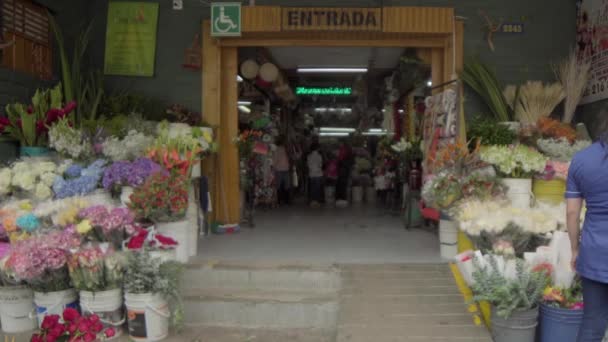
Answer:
[202, 6, 464, 224]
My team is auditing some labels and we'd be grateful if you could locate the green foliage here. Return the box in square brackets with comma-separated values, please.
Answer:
[99, 92, 148, 117]
[461, 57, 514, 122]
[468, 116, 517, 147]
[472, 255, 549, 319]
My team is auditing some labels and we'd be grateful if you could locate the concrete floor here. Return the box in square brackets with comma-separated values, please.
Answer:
[197, 204, 442, 264]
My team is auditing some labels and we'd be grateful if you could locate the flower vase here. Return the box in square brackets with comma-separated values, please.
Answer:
[120, 186, 134, 207]
[503, 178, 533, 209]
[19, 146, 50, 158]
[491, 306, 538, 342]
[156, 219, 190, 263]
[532, 179, 566, 205]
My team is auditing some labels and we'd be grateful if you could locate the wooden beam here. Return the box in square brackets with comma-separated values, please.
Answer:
[431, 48, 443, 95]
[218, 47, 240, 223]
[218, 38, 445, 48]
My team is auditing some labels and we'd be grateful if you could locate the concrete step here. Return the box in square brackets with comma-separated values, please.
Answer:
[182, 260, 342, 293]
[182, 288, 340, 330]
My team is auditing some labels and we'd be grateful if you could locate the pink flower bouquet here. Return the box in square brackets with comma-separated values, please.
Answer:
[68, 244, 125, 292]
[78, 206, 137, 249]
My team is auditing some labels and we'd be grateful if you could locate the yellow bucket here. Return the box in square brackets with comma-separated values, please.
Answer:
[449, 263, 491, 329]
[533, 179, 565, 205]
[458, 230, 475, 253]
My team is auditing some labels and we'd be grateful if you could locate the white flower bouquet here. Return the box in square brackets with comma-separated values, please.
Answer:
[480, 145, 547, 178]
[48, 119, 93, 161]
[536, 137, 591, 162]
[2, 159, 70, 201]
[102, 130, 154, 161]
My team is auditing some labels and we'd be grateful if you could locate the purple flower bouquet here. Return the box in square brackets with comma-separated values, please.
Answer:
[102, 158, 165, 195]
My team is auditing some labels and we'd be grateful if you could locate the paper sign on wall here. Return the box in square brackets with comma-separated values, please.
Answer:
[104, 2, 159, 77]
[577, 0, 608, 104]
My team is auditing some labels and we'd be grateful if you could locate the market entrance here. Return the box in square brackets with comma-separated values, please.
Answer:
[201, 6, 464, 250]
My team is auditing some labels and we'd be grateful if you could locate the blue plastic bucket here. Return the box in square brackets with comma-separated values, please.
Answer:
[19, 146, 49, 157]
[538, 303, 583, 342]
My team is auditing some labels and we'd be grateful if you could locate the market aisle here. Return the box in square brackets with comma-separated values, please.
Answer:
[197, 204, 441, 264]
[335, 264, 492, 342]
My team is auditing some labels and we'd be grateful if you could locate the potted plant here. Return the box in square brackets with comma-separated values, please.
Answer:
[472, 255, 550, 342]
[480, 145, 547, 209]
[3, 83, 76, 157]
[67, 245, 126, 339]
[538, 277, 583, 342]
[123, 250, 183, 342]
[468, 116, 517, 147]
[128, 173, 190, 262]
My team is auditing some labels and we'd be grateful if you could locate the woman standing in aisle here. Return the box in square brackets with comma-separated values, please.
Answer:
[567, 134, 608, 342]
[273, 136, 291, 206]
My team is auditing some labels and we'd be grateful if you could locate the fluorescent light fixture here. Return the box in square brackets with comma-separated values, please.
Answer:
[315, 108, 353, 113]
[319, 132, 350, 137]
[237, 75, 243, 82]
[320, 127, 356, 133]
[238, 105, 251, 113]
[238, 101, 252, 105]
[297, 68, 368, 74]
[362, 132, 390, 136]
[427, 80, 432, 87]
[398, 109, 404, 113]
[368, 128, 386, 133]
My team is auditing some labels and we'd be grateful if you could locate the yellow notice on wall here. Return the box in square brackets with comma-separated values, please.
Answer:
[104, 2, 159, 77]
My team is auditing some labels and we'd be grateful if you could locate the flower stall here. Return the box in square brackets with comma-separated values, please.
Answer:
[0, 83, 216, 340]
[448, 54, 592, 342]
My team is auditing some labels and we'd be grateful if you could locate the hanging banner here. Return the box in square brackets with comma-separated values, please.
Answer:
[577, 0, 608, 104]
[104, 2, 159, 77]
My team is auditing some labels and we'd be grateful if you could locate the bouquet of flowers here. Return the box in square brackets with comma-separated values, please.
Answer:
[428, 140, 483, 175]
[166, 104, 201, 126]
[33, 197, 91, 228]
[31, 308, 116, 342]
[48, 118, 94, 161]
[538, 160, 570, 181]
[537, 117, 577, 143]
[422, 171, 462, 209]
[536, 137, 591, 162]
[2, 83, 76, 147]
[78, 205, 138, 249]
[125, 227, 178, 251]
[68, 244, 125, 292]
[53, 160, 107, 199]
[4, 159, 69, 201]
[128, 173, 189, 223]
[480, 145, 547, 178]
[148, 122, 204, 177]
[460, 173, 506, 201]
[102, 158, 166, 194]
[543, 277, 584, 310]
[102, 130, 154, 162]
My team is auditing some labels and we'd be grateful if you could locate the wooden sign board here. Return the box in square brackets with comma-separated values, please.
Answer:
[282, 8, 381, 31]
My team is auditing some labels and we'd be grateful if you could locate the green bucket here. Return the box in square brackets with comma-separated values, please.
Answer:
[19, 146, 50, 157]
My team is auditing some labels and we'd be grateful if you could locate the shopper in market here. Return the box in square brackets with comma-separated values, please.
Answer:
[335, 140, 353, 203]
[307, 142, 323, 208]
[566, 135, 608, 342]
[273, 136, 291, 206]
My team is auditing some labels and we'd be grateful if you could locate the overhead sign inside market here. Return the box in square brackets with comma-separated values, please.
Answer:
[211, 2, 242, 37]
[282, 8, 381, 31]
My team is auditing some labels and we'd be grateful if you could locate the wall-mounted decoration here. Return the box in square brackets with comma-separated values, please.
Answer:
[240, 60, 259, 79]
[479, 10, 501, 52]
[104, 2, 159, 77]
[182, 34, 201, 70]
[577, 0, 608, 104]
[259, 63, 279, 82]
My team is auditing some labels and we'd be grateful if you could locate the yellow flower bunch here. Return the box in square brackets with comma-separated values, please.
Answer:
[54, 199, 90, 227]
[76, 220, 92, 235]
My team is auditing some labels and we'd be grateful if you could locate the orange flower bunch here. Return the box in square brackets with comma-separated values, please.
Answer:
[147, 147, 201, 177]
[429, 140, 481, 174]
[537, 118, 577, 143]
[240, 130, 263, 140]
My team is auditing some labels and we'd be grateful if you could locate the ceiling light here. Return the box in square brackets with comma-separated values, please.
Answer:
[398, 109, 404, 113]
[362, 132, 390, 136]
[368, 128, 386, 133]
[319, 132, 350, 137]
[427, 80, 432, 87]
[238, 101, 252, 105]
[238, 105, 251, 113]
[315, 108, 353, 113]
[297, 68, 368, 74]
[320, 127, 356, 133]
[237, 75, 243, 82]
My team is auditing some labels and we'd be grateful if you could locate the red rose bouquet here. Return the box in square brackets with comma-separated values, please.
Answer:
[31, 307, 116, 342]
[128, 173, 189, 223]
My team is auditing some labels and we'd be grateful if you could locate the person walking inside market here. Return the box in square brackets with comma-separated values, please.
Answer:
[273, 136, 291, 206]
[335, 140, 353, 204]
[567, 135, 608, 342]
[307, 142, 323, 208]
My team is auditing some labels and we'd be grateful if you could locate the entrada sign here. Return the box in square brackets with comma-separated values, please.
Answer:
[282, 8, 381, 31]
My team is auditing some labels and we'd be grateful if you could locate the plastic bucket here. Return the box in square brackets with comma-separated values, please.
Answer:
[125, 293, 169, 342]
[351, 186, 363, 204]
[19, 146, 50, 157]
[0, 286, 37, 333]
[80, 289, 124, 339]
[365, 187, 376, 204]
[533, 179, 566, 205]
[324, 186, 335, 205]
[491, 306, 538, 342]
[503, 178, 533, 209]
[33, 289, 78, 327]
[538, 303, 583, 342]
[156, 220, 190, 263]
[439, 219, 458, 260]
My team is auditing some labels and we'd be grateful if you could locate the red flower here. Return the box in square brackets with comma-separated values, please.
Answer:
[36, 120, 47, 136]
[105, 327, 116, 338]
[63, 101, 77, 115]
[83, 333, 96, 342]
[41, 314, 60, 329]
[156, 234, 178, 246]
[50, 324, 66, 337]
[46, 335, 58, 342]
[31, 335, 43, 342]
[127, 235, 146, 249]
[77, 320, 90, 333]
[26, 105, 33, 114]
[88, 314, 100, 324]
[92, 321, 103, 333]
[68, 322, 78, 334]
[63, 307, 80, 322]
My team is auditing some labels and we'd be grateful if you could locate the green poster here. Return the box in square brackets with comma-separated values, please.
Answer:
[104, 2, 159, 77]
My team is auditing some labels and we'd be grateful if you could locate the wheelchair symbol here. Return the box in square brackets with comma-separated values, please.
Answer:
[214, 6, 237, 33]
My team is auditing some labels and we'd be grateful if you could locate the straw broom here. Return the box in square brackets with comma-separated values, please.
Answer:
[554, 50, 591, 124]
[504, 81, 565, 125]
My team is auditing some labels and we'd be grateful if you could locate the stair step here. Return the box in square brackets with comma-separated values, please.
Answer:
[182, 261, 342, 293]
[182, 289, 339, 329]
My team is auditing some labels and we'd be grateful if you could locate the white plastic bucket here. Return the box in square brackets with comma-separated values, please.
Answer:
[125, 293, 169, 342]
[351, 186, 363, 204]
[0, 286, 37, 333]
[156, 220, 190, 263]
[503, 178, 533, 209]
[34, 289, 78, 327]
[80, 289, 124, 339]
[439, 219, 458, 260]
[120, 186, 134, 207]
[365, 187, 376, 204]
